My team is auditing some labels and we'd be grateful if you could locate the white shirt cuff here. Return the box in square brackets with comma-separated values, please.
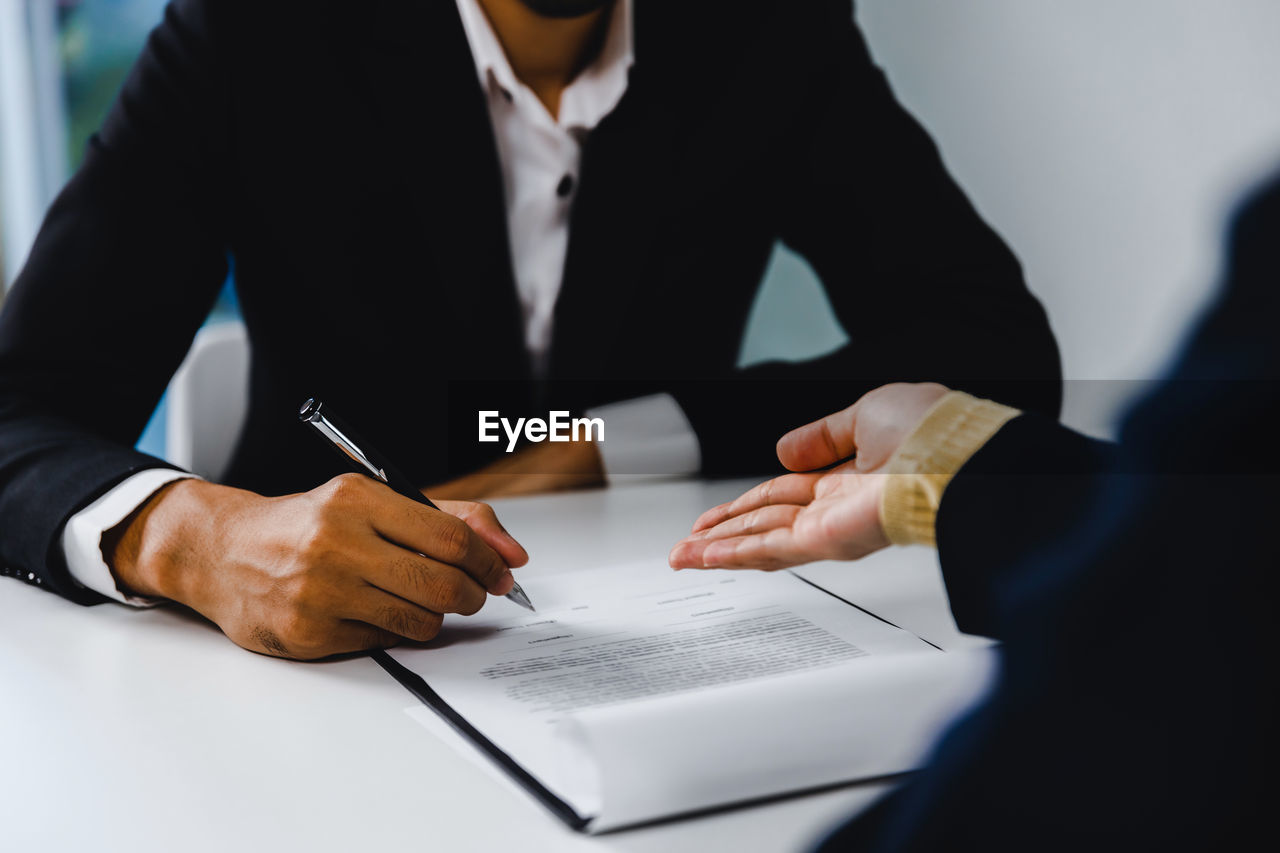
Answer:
[60, 469, 197, 607]
[585, 393, 701, 483]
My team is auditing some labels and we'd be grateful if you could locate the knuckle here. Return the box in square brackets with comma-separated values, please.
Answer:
[452, 500, 495, 525]
[277, 606, 307, 642]
[390, 556, 432, 599]
[433, 517, 472, 565]
[296, 571, 340, 608]
[333, 471, 368, 493]
[419, 611, 444, 640]
[278, 609, 327, 658]
[377, 606, 416, 639]
[296, 527, 336, 567]
[281, 555, 339, 605]
[322, 473, 369, 507]
[380, 606, 442, 642]
[475, 556, 505, 589]
[457, 590, 485, 617]
[424, 574, 471, 614]
[489, 558, 510, 587]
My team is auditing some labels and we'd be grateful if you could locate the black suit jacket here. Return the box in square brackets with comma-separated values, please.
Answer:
[0, 0, 1059, 604]
[819, 176, 1280, 850]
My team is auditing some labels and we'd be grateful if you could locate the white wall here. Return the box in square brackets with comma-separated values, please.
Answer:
[742, 0, 1280, 435]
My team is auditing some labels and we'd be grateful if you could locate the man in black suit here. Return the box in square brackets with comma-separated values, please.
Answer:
[0, 0, 1059, 658]
[672, 172, 1280, 848]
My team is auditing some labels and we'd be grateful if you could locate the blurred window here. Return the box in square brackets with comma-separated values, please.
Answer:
[1, 0, 235, 454]
[60, 0, 239, 318]
[60, 0, 169, 171]
[2, 0, 236, 317]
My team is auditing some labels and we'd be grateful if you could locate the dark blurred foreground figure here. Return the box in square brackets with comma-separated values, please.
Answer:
[0, 0, 1059, 660]
[673, 172, 1280, 849]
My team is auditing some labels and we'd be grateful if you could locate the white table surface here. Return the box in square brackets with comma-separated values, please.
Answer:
[0, 478, 985, 853]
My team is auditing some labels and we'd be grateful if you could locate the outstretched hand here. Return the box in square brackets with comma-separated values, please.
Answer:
[669, 383, 949, 572]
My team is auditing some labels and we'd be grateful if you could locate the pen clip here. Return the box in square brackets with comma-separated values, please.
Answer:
[298, 398, 388, 484]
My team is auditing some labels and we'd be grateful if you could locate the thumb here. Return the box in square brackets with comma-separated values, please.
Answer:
[777, 403, 860, 472]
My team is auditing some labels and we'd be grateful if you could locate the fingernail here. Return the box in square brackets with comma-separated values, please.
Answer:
[495, 571, 515, 596]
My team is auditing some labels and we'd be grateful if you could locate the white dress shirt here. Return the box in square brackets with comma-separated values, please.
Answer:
[455, 0, 631, 373]
[60, 0, 699, 605]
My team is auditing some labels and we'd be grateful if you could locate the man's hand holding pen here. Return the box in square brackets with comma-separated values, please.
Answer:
[103, 475, 528, 660]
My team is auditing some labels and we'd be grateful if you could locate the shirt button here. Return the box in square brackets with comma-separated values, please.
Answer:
[556, 174, 575, 198]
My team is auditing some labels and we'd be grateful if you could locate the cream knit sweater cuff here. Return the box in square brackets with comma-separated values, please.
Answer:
[879, 392, 1021, 547]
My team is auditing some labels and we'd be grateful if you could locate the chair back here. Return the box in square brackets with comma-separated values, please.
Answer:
[165, 322, 250, 480]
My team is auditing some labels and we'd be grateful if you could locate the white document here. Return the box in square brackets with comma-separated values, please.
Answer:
[388, 561, 995, 832]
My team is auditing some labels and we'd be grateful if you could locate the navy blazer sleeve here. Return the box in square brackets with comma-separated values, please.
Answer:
[0, 0, 232, 602]
[934, 414, 1119, 640]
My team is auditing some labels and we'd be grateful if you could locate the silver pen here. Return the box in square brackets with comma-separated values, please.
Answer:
[298, 398, 535, 612]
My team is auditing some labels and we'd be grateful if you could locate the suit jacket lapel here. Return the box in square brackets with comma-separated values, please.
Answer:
[550, 0, 707, 384]
[357, 0, 530, 381]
